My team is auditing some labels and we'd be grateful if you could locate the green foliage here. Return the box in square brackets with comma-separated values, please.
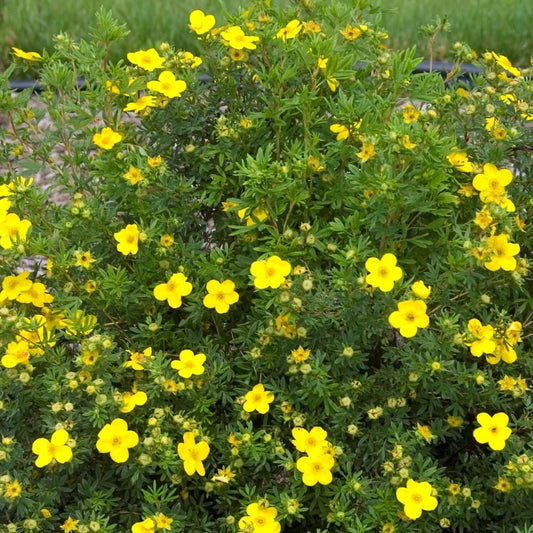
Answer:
[0, 2, 532, 532]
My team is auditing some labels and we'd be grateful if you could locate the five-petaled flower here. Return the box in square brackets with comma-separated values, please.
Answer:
[12, 47, 42, 61]
[276, 19, 302, 41]
[220, 26, 259, 50]
[365, 253, 403, 292]
[388, 300, 429, 338]
[75, 251, 95, 269]
[124, 347, 153, 370]
[131, 518, 155, 533]
[177, 431, 210, 476]
[291, 426, 329, 454]
[250, 256, 291, 289]
[483, 234, 520, 272]
[32, 429, 73, 467]
[171, 349, 206, 378]
[411, 280, 431, 299]
[96, 418, 139, 463]
[447, 151, 474, 172]
[239, 502, 281, 533]
[92, 127, 122, 150]
[189, 9, 216, 35]
[153, 273, 193, 308]
[127, 48, 165, 71]
[243, 384, 275, 414]
[203, 279, 239, 313]
[296, 453, 335, 486]
[147, 71, 187, 98]
[124, 95, 157, 113]
[396, 479, 438, 520]
[114, 223, 139, 255]
[473, 412, 512, 451]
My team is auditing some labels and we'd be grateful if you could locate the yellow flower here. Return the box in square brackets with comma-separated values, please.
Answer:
[447, 416, 463, 428]
[32, 429, 73, 467]
[296, 453, 334, 486]
[491, 52, 521, 77]
[243, 383, 275, 414]
[302, 20, 321, 34]
[340, 24, 363, 40]
[397, 479, 438, 520]
[153, 272, 193, 308]
[131, 518, 155, 533]
[60, 517, 79, 532]
[411, 280, 431, 299]
[124, 95, 157, 113]
[401, 135, 417, 149]
[1, 340, 31, 368]
[329, 123, 349, 141]
[75, 251, 95, 269]
[416, 423, 434, 442]
[494, 477, 512, 492]
[388, 300, 429, 338]
[153, 513, 173, 530]
[465, 318, 495, 357]
[96, 418, 139, 463]
[0, 212, 32, 249]
[3, 480, 22, 500]
[123, 166, 144, 185]
[147, 155, 162, 168]
[0, 271, 32, 300]
[124, 347, 153, 370]
[250, 256, 291, 289]
[127, 48, 165, 71]
[160, 234, 174, 247]
[114, 223, 139, 255]
[365, 253, 403, 292]
[16, 281, 54, 307]
[237, 206, 268, 226]
[276, 19, 302, 41]
[178, 51, 203, 69]
[12, 47, 42, 61]
[291, 345, 310, 363]
[483, 234, 520, 272]
[92, 127, 122, 150]
[220, 26, 260, 50]
[203, 279, 239, 313]
[473, 412, 512, 450]
[147, 71, 187, 98]
[447, 151, 474, 172]
[473, 207, 494, 230]
[239, 503, 281, 533]
[212, 466, 236, 484]
[291, 426, 329, 454]
[402, 104, 420, 124]
[119, 390, 148, 413]
[472, 163, 512, 203]
[189, 9, 216, 35]
[177, 431, 210, 476]
[356, 140, 376, 162]
[498, 375, 516, 391]
[326, 76, 339, 92]
[171, 349, 206, 378]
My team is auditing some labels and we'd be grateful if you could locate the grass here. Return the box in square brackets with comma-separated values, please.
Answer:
[1, 0, 531, 73]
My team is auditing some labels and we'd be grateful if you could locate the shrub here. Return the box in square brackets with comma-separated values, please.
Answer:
[0, 1, 532, 531]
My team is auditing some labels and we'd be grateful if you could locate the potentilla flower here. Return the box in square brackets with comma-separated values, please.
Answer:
[153, 513, 173, 530]
[123, 166, 144, 185]
[396, 479, 438, 520]
[494, 477, 512, 492]
[16, 281, 54, 307]
[131, 517, 155, 533]
[119, 390, 148, 413]
[243, 384, 275, 413]
[32, 429, 73, 467]
[147, 155, 162, 168]
[291, 345, 310, 363]
[60, 517, 79, 533]
[411, 280, 431, 299]
[1, 340, 30, 368]
[401, 135, 417, 149]
[465, 318, 496, 357]
[203, 279, 239, 313]
[124, 95, 157, 114]
[0, 271, 33, 300]
[473, 412, 512, 450]
[330, 123, 350, 140]
[189, 9, 216, 35]
[276, 19, 302, 41]
[388, 300, 429, 338]
[237, 206, 268, 226]
[473, 206, 494, 230]
[147, 71, 187, 98]
[12, 47, 42, 61]
[124, 347, 153, 370]
[491, 52, 521, 77]
[416, 423, 434, 442]
[177, 431, 210, 476]
[296, 452, 335, 486]
[178, 50, 203, 68]
[291, 426, 329, 454]
[96, 418, 139, 463]
[0, 212, 32, 249]
[483, 234, 520, 271]
[447, 151, 474, 172]
[365, 253, 403, 292]
[114, 223, 139, 255]
[171, 349, 206, 378]
[486, 338, 517, 365]
[238, 502, 281, 533]
[153, 273, 193, 308]
[220, 26, 260, 50]
[356, 140, 376, 162]
[3, 480, 22, 500]
[75, 251, 96, 269]
[472, 163, 513, 203]
[402, 104, 420, 124]
[340, 24, 364, 40]
[250, 256, 291, 289]
[92, 127, 122, 150]
[127, 48, 165, 71]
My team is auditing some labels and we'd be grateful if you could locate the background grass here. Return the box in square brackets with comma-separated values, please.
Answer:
[1, 0, 531, 73]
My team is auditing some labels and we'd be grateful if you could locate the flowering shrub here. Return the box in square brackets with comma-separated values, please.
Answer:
[0, 1, 532, 531]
